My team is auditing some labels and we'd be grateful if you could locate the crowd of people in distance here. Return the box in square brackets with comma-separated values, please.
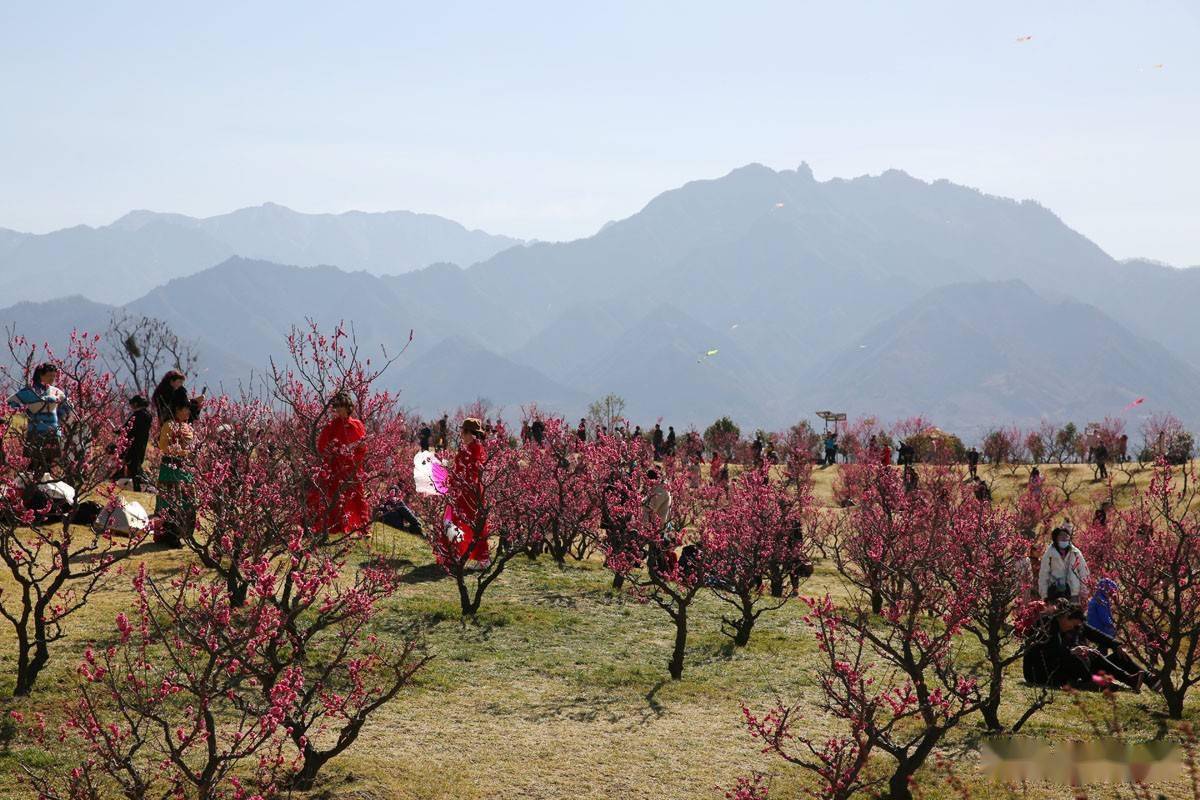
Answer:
[2, 369, 1165, 697]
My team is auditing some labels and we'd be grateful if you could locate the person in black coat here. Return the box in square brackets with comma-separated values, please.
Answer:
[1023, 604, 1154, 691]
[118, 395, 153, 491]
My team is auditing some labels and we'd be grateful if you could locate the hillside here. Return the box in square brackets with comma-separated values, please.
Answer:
[798, 280, 1200, 434]
[0, 204, 520, 305]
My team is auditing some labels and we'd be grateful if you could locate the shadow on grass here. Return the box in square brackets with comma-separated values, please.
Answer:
[398, 563, 447, 585]
[644, 680, 667, 718]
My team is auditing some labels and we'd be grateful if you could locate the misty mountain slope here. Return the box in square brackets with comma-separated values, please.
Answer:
[184, 203, 520, 277]
[568, 305, 779, 427]
[381, 262, 528, 354]
[389, 336, 587, 417]
[1089, 259, 1200, 367]
[797, 281, 1200, 434]
[0, 204, 519, 305]
[0, 220, 234, 306]
[0, 296, 116, 346]
[508, 301, 642, 384]
[644, 210, 927, 375]
[126, 258, 422, 384]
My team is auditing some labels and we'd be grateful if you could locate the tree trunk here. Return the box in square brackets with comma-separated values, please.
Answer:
[612, 573, 625, 590]
[980, 645, 1005, 730]
[669, 607, 688, 679]
[13, 629, 32, 697]
[768, 565, 785, 598]
[228, 575, 248, 608]
[871, 585, 884, 615]
[291, 747, 330, 791]
[14, 620, 49, 697]
[733, 595, 755, 647]
[457, 577, 479, 616]
[1165, 686, 1185, 720]
[886, 768, 914, 800]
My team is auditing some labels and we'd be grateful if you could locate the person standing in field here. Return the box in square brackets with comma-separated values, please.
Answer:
[437, 414, 449, 449]
[823, 432, 838, 466]
[642, 468, 675, 573]
[447, 417, 490, 568]
[117, 395, 153, 490]
[1038, 526, 1089, 603]
[665, 426, 676, 456]
[652, 423, 664, 459]
[966, 446, 980, 479]
[577, 418, 588, 443]
[154, 399, 196, 548]
[308, 392, 369, 536]
[152, 370, 204, 426]
[1093, 441, 1109, 480]
[6, 361, 71, 475]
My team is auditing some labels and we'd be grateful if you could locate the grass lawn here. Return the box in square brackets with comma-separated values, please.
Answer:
[0, 462, 1193, 799]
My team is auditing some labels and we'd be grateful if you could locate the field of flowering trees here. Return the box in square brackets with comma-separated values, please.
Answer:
[1, 324, 1199, 800]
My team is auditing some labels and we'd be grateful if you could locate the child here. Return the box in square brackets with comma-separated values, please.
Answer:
[154, 399, 195, 548]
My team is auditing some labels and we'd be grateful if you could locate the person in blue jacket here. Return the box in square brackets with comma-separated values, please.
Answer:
[1087, 578, 1119, 650]
[6, 362, 72, 475]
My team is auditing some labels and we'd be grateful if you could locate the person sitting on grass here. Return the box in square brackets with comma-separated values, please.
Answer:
[1023, 603, 1156, 692]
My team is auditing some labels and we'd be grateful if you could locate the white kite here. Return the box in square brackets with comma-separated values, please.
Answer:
[414, 449, 450, 496]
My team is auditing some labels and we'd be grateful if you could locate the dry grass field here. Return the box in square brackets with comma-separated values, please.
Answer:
[0, 461, 1193, 799]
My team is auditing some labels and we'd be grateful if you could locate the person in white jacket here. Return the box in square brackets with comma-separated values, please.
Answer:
[1038, 526, 1090, 602]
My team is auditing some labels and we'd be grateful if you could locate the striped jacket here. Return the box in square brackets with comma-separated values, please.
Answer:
[6, 383, 71, 435]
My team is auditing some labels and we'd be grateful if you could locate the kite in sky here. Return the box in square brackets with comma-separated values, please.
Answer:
[1015, 35, 1033, 43]
[730, 323, 740, 330]
[774, 202, 785, 208]
[697, 348, 720, 364]
[1123, 397, 1146, 412]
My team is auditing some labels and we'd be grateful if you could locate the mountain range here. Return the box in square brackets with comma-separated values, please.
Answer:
[2, 163, 1198, 437]
[0, 204, 520, 305]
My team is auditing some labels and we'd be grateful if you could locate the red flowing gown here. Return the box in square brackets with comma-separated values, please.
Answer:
[446, 439, 489, 560]
[308, 416, 369, 534]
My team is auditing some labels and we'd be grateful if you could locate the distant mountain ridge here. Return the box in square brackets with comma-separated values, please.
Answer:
[0, 203, 521, 305]
[798, 281, 1200, 433]
[3, 163, 1198, 434]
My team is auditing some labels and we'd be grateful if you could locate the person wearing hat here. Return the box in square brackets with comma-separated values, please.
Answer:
[307, 392, 368, 536]
[1087, 578, 1119, 645]
[1038, 525, 1089, 603]
[6, 361, 72, 475]
[445, 417, 490, 567]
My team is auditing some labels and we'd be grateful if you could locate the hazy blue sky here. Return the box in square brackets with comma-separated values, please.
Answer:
[2, 1, 1197, 264]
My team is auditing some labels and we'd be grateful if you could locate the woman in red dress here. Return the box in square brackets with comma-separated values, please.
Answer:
[309, 392, 369, 535]
[445, 417, 490, 566]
